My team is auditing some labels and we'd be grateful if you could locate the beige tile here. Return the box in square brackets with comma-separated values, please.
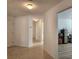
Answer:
[8, 46, 53, 59]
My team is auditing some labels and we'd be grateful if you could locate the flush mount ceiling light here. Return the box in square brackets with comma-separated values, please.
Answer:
[33, 18, 39, 22]
[26, 3, 33, 9]
[24, 0, 36, 10]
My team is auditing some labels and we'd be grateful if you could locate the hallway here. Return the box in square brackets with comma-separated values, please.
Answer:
[7, 0, 72, 59]
[8, 46, 53, 59]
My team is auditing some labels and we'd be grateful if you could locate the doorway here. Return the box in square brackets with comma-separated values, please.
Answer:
[32, 18, 44, 46]
[57, 8, 72, 59]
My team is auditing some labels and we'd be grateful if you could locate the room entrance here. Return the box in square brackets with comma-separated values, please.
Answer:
[32, 18, 44, 46]
[57, 8, 72, 59]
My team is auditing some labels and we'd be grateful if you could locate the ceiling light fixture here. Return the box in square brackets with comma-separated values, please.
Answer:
[24, 0, 35, 10]
[33, 18, 39, 22]
[26, 3, 33, 9]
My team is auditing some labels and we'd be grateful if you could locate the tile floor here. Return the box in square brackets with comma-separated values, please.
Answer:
[8, 44, 72, 59]
[58, 43, 72, 59]
[8, 46, 53, 59]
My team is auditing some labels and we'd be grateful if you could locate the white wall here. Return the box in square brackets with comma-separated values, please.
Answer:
[27, 16, 33, 47]
[13, 15, 44, 47]
[14, 16, 30, 47]
[33, 21, 36, 40]
[44, 0, 72, 59]
[7, 16, 14, 47]
[14, 15, 33, 47]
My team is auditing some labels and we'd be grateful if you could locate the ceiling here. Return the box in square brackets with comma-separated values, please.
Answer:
[7, 0, 62, 16]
